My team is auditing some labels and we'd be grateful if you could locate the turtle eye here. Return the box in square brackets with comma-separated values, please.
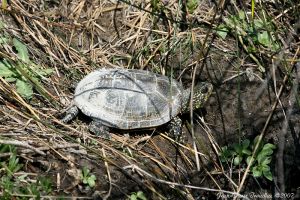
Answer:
[201, 86, 209, 94]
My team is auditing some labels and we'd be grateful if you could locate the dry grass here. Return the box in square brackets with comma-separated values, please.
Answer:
[0, 0, 300, 199]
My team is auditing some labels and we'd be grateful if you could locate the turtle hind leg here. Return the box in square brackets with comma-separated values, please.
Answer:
[168, 116, 183, 139]
[62, 105, 79, 123]
[89, 120, 111, 139]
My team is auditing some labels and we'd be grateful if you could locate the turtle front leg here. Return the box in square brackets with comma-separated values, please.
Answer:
[62, 105, 79, 123]
[89, 120, 111, 139]
[168, 116, 182, 138]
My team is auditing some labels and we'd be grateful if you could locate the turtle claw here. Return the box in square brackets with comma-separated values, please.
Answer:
[89, 120, 111, 139]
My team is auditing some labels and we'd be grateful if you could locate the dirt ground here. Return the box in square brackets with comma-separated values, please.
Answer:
[0, 0, 300, 199]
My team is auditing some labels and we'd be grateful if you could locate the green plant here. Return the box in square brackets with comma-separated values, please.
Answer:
[187, 0, 198, 13]
[0, 144, 23, 178]
[247, 138, 276, 181]
[19, 176, 53, 198]
[2, 154, 23, 177]
[220, 136, 276, 181]
[150, 0, 165, 14]
[216, 10, 280, 55]
[37, 176, 53, 194]
[80, 166, 96, 188]
[0, 143, 17, 154]
[0, 144, 53, 198]
[0, 36, 53, 99]
[0, 176, 14, 200]
[129, 191, 147, 200]
[220, 139, 252, 166]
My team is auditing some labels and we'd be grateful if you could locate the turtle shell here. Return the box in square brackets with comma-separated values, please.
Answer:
[74, 68, 184, 129]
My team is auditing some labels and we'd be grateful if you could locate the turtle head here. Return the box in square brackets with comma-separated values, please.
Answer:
[182, 82, 213, 113]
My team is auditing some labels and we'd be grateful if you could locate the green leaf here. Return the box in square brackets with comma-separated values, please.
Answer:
[0, 60, 17, 77]
[82, 167, 90, 177]
[254, 19, 264, 29]
[246, 156, 257, 166]
[271, 43, 280, 51]
[238, 11, 246, 20]
[136, 191, 147, 200]
[247, 46, 258, 53]
[0, 37, 9, 44]
[242, 139, 250, 149]
[234, 155, 242, 165]
[0, 62, 14, 77]
[261, 164, 270, 172]
[38, 68, 54, 76]
[242, 149, 252, 155]
[252, 166, 262, 177]
[262, 148, 274, 156]
[29, 63, 53, 77]
[17, 174, 28, 181]
[263, 170, 273, 181]
[258, 31, 271, 47]
[87, 175, 96, 187]
[83, 178, 87, 184]
[260, 156, 272, 166]
[257, 148, 274, 164]
[263, 143, 276, 150]
[217, 25, 229, 39]
[220, 146, 235, 162]
[16, 79, 33, 99]
[233, 143, 242, 154]
[187, 0, 198, 13]
[130, 194, 138, 200]
[5, 77, 17, 82]
[252, 135, 264, 152]
[253, 135, 259, 145]
[257, 152, 266, 164]
[13, 38, 29, 63]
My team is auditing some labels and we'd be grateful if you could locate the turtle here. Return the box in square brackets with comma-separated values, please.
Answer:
[62, 68, 213, 138]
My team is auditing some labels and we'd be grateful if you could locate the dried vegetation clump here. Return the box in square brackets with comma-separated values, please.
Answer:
[0, 0, 300, 199]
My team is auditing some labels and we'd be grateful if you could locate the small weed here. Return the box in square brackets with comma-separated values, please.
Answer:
[2, 154, 23, 177]
[220, 136, 276, 181]
[0, 26, 53, 99]
[129, 191, 147, 200]
[80, 166, 96, 188]
[186, 0, 199, 14]
[0, 144, 23, 178]
[150, 0, 167, 15]
[0, 143, 17, 154]
[0, 144, 53, 198]
[220, 139, 252, 166]
[217, 10, 280, 60]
